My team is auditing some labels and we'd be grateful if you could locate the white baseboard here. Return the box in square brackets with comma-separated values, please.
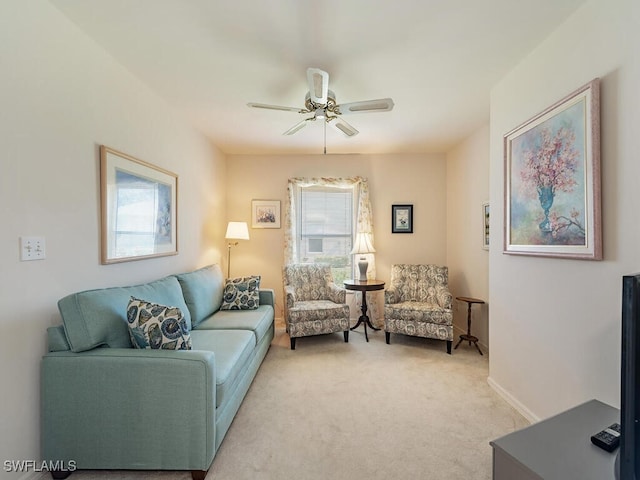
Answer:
[487, 376, 539, 424]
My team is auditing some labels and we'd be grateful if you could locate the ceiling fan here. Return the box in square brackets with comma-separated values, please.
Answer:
[247, 67, 394, 139]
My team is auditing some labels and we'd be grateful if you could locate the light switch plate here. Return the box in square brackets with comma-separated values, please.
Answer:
[20, 236, 46, 261]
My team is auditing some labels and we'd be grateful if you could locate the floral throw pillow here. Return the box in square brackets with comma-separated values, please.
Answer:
[220, 276, 261, 310]
[126, 297, 192, 350]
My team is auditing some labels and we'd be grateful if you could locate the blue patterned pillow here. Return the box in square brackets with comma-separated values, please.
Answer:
[126, 297, 192, 350]
[220, 276, 261, 310]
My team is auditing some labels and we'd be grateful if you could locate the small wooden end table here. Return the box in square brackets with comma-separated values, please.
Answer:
[455, 296, 485, 355]
[343, 279, 385, 342]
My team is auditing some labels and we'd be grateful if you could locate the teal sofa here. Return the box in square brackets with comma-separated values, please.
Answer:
[41, 264, 274, 480]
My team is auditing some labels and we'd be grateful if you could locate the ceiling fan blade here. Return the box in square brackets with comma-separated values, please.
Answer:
[247, 102, 309, 113]
[306, 68, 329, 105]
[335, 98, 394, 115]
[283, 117, 314, 136]
[328, 116, 359, 137]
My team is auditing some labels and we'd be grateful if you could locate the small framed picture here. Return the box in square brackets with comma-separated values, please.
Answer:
[392, 204, 413, 234]
[251, 200, 281, 228]
[482, 202, 490, 250]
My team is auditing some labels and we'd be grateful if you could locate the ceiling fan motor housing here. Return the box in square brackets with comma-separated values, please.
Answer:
[305, 90, 337, 113]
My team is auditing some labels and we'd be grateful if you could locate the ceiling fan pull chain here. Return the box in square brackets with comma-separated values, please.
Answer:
[323, 117, 327, 155]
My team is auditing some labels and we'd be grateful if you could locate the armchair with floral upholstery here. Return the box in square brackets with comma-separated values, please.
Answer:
[384, 264, 453, 353]
[283, 263, 350, 350]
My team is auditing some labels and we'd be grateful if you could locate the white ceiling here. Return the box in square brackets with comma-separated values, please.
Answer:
[50, 0, 584, 155]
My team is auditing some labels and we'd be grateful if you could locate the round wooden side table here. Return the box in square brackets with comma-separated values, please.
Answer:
[455, 296, 485, 355]
[343, 279, 385, 342]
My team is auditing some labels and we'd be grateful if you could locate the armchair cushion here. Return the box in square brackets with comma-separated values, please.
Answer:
[384, 302, 453, 325]
[387, 264, 452, 307]
[283, 263, 335, 301]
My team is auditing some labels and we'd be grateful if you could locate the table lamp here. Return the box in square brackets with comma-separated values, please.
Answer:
[225, 221, 249, 278]
[350, 232, 376, 280]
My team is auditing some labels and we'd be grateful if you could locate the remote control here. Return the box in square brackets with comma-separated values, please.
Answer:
[591, 422, 621, 452]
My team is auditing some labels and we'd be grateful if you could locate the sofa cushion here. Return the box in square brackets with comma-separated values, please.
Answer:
[58, 276, 191, 353]
[190, 329, 255, 408]
[175, 264, 224, 328]
[220, 276, 261, 310]
[195, 305, 274, 345]
[46, 325, 70, 352]
[126, 297, 192, 350]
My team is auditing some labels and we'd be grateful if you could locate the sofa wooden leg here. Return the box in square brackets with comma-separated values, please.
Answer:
[446, 340, 452, 354]
[191, 470, 208, 480]
[344, 330, 349, 343]
[385, 331, 391, 344]
[290, 337, 296, 350]
[51, 471, 72, 480]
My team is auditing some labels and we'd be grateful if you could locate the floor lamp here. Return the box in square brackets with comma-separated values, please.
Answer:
[350, 232, 376, 280]
[225, 221, 249, 278]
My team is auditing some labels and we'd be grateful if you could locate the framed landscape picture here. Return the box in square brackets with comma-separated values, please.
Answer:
[392, 204, 413, 233]
[251, 200, 281, 228]
[503, 79, 601, 260]
[100, 146, 178, 264]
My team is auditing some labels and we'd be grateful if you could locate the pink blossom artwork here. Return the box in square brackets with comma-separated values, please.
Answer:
[504, 79, 601, 260]
[510, 100, 586, 246]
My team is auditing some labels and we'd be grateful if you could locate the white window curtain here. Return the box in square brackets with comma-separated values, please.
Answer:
[284, 176, 381, 327]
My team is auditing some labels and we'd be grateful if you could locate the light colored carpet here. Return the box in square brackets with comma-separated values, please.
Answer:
[59, 326, 529, 480]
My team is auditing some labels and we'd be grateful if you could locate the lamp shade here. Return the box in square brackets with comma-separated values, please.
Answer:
[225, 222, 249, 240]
[350, 232, 376, 255]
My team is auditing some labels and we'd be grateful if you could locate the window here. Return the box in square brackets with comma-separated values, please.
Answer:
[295, 185, 354, 282]
[308, 238, 323, 253]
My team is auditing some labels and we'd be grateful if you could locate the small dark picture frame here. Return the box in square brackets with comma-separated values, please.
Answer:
[392, 204, 413, 233]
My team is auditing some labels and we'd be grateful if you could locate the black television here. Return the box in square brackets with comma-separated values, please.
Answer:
[617, 273, 640, 479]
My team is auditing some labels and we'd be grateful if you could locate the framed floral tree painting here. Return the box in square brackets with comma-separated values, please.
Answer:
[504, 79, 601, 260]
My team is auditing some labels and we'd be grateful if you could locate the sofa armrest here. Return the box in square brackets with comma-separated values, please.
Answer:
[328, 283, 346, 304]
[435, 285, 453, 310]
[258, 288, 275, 308]
[384, 287, 399, 304]
[41, 348, 216, 471]
[284, 285, 296, 308]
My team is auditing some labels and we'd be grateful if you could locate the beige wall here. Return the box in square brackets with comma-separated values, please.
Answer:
[447, 125, 490, 350]
[489, 0, 640, 421]
[0, 1, 227, 468]
[225, 153, 447, 320]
